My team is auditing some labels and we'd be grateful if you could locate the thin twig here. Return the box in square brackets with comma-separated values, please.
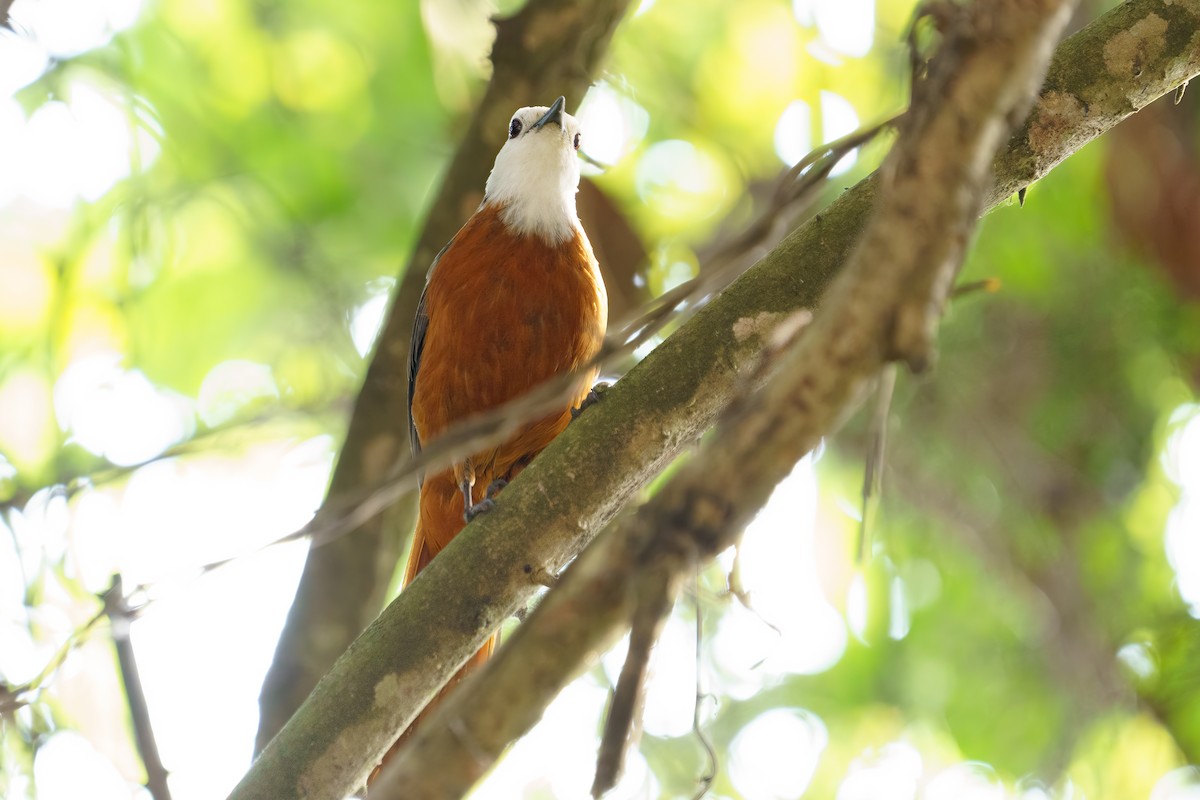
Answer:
[858, 365, 896, 562]
[591, 569, 676, 798]
[691, 565, 716, 800]
[0, 608, 108, 715]
[727, 546, 782, 638]
[0, 404, 339, 516]
[105, 576, 172, 800]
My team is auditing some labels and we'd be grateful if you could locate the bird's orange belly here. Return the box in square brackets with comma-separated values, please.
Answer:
[409, 214, 605, 551]
[411, 215, 606, 458]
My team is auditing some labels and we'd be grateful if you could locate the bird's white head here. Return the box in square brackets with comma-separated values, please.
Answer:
[483, 96, 583, 245]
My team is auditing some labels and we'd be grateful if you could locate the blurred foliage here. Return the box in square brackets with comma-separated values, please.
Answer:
[1, 0, 1199, 798]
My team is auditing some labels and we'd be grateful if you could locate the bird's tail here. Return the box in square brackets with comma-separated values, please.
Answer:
[367, 514, 498, 787]
[401, 525, 435, 586]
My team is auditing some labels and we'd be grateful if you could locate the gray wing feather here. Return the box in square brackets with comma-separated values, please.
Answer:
[407, 240, 453, 484]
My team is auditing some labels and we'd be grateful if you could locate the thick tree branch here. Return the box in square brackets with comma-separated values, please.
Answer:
[371, 0, 1077, 795]
[231, 1, 1200, 796]
[255, 0, 634, 753]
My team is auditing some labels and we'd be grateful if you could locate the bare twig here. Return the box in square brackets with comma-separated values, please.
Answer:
[0, 608, 107, 716]
[591, 569, 676, 798]
[691, 567, 717, 800]
[727, 546, 782, 638]
[858, 365, 896, 562]
[105, 576, 172, 800]
[0, 405, 337, 516]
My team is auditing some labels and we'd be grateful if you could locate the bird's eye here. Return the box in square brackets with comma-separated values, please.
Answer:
[573, 132, 581, 150]
[509, 118, 523, 139]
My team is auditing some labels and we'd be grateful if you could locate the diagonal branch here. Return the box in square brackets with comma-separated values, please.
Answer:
[255, 0, 635, 753]
[231, 1, 1200, 796]
[106, 577, 172, 800]
[370, 0, 1079, 795]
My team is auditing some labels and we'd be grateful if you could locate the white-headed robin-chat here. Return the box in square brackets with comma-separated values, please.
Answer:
[372, 96, 608, 777]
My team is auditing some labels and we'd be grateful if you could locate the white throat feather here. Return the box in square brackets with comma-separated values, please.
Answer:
[483, 103, 583, 246]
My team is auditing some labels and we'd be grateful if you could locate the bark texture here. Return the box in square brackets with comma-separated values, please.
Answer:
[232, 1, 1200, 797]
[254, 0, 633, 754]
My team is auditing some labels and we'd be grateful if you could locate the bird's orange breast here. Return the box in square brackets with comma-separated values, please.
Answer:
[409, 202, 607, 557]
[411, 202, 607, 483]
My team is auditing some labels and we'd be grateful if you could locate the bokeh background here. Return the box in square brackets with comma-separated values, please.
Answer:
[2, 0, 1200, 798]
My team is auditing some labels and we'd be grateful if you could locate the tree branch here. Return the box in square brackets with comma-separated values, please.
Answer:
[106, 577, 172, 800]
[231, 0, 1200, 796]
[255, 0, 634, 753]
[370, 0, 1078, 795]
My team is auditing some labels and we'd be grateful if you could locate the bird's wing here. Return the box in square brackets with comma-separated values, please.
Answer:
[408, 286, 429, 458]
[408, 240, 453, 477]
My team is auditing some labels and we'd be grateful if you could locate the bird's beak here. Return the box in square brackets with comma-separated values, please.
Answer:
[531, 96, 566, 131]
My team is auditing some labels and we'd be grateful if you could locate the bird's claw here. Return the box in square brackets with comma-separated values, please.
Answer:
[571, 381, 611, 420]
[464, 497, 496, 523]
[462, 478, 510, 523]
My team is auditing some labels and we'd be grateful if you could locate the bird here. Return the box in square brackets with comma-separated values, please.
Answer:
[372, 96, 608, 778]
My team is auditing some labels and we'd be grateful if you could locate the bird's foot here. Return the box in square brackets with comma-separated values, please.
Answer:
[464, 497, 495, 523]
[463, 479, 509, 523]
[570, 381, 612, 421]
